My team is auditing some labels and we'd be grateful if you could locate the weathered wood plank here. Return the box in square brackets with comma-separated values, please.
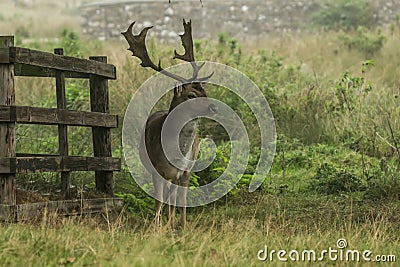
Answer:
[16, 153, 59, 157]
[0, 106, 118, 128]
[88, 157, 120, 171]
[57, 108, 83, 124]
[0, 36, 16, 205]
[90, 56, 114, 196]
[55, 48, 71, 199]
[0, 158, 11, 173]
[87, 157, 121, 171]
[0, 198, 124, 221]
[0, 156, 120, 174]
[0, 106, 10, 121]
[2, 47, 116, 79]
[14, 63, 89, 78]
[62, 156, 89, 171]
[0, 204, 14, 221]
[0, 47, 10, 63]
[16, 156, 63, 173]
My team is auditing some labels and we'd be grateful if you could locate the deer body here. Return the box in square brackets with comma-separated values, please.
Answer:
[140, 110, 199, 180]
[139, 108, 200, 227]
[122, 19, 216, 228]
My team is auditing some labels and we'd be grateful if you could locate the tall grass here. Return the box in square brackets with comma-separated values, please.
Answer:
[0, 195, 399, 266]
[0, 0, 82, 39]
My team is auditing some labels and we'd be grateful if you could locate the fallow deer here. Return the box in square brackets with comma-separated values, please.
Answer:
[122, 19, 217, 228]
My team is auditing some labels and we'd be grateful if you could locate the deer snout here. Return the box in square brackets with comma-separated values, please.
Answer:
[208, 104, 218, 114]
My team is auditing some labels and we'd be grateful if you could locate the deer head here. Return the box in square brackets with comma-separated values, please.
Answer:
[121, 19, 217, 116]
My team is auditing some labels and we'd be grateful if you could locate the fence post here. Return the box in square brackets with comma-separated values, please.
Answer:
[89, 56, 114, 196]
[54, 48, 71, 199]
[0, 36, 16, 205]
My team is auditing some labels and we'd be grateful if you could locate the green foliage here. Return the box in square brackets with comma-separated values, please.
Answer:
[303, 143, 399, 200]
[115, 192, 153, 213]
[340, 28, 386, 57]
[16, 125, 58, 155]
[361, 157, 400, 200]
[14, 26, 30, 46]
[332, 67, 373, 112]
[65, 81, 90, 110]
[15, 26, 30, 38]
[312, 158, 400, 200]
[196, 142, 230, 185]
[311, 0, 376, 30]
[59, 28, 83, 57]
[313, 161, 368, 194]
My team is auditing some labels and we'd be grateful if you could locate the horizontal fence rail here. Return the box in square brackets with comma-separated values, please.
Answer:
[0, 198, 124, 222]
[0, 156, 121, 174]
[0, 47, 117, 79]
[0, 106, 118, 128]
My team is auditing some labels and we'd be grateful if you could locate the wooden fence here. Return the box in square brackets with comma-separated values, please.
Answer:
[0, 36, 123, 221]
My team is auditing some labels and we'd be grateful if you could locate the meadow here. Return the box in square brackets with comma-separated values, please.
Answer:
[0, 0, 399, 266]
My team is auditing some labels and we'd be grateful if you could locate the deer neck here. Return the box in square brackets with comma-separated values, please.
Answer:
[168, 95, 183, 113]
[168, 99, 198, 157]
[179, 119, 197, 160]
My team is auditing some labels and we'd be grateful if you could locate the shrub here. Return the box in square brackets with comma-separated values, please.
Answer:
[115, 192, 153, 213]
[365, 161, 400, 201]
[196, 141, 231, 185]
[311, 0, 377, 30]
[65, 81, 90, 111]
[340, 28, 386, 57]
[312, 162, 368, 194]
[332, 66, 373, 112]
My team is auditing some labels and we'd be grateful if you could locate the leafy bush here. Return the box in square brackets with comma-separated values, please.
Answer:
[340, 28, 386, 57]
[59, 28, 83, 57]
[312, 162, 368, 194]
[311, 0, 376, 30]
[65, 81, 90, 110]
[195, 141, 231, 185]
[15, 26, 30, 38]
[365, 161, 400, 201]
[115, 192, 153, 213]
[309, 150, 399, 199]
[331, 65, 373, 112]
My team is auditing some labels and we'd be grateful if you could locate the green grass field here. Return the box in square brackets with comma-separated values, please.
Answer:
[1, 1, 400, 266]
[0, 194, 399, 266]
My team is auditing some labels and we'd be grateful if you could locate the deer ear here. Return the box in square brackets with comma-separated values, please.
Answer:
[174, 85, 183, 97]
[191, 81, 207, 91]
[200, 81, 209, 89]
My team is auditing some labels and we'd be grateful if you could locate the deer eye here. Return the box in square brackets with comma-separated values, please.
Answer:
[188, 93, 197, 99]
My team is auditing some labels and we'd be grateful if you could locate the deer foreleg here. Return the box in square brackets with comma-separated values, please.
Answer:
[168, 183, 178, 228]
[179, 171, 190, 228]
[152, 174, 163, 227]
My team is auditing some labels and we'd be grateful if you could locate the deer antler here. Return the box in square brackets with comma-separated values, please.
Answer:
[174, 19, 213, 82]
[174, 19, 195, 62]
[121, 21, 187, 83]
[121, 20, 213, 83]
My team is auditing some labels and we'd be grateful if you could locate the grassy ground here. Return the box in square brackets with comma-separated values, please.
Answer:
[1, 194, 399, 266]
